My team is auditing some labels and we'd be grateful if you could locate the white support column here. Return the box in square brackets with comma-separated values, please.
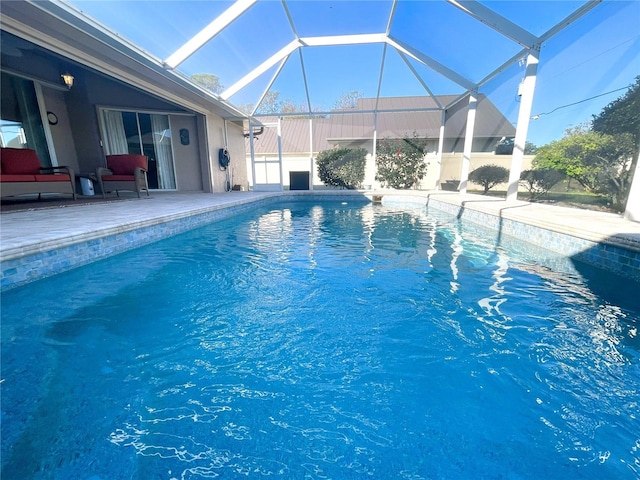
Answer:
[277, 117, 284, 191]
[507, 46, 540, 201]
[459, 89, 477, 194]
[624, 152, 640, 222]
[434, 109, 446, 189]
[372, 112, 378, 189]
[309, 118, 314, 191]
[249, 120, 256, 191]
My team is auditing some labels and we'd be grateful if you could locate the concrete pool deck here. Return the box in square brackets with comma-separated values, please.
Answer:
[1, 190, 640, 288]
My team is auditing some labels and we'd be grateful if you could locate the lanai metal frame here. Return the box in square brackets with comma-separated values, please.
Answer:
[17, 0, 640, 219]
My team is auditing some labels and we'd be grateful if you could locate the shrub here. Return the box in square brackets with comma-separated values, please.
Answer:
[520, 169, 565, 201]
[468, 164, 509, 194]
[375, 134, 428, 189]
[316, 147, 367, 189]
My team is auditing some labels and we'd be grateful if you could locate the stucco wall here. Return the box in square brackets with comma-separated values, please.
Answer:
[204, 116, 248, 193]
[432, 153, 535, 192]
[170, 115, 202, 191]
[227, 121, 249, 191]
[247, 152, 535, 191]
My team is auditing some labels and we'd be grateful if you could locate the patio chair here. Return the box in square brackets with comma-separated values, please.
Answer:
[0, 147, 76, 200]
[97, 154, 150, 198]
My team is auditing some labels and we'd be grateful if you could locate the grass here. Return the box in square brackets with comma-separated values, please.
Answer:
[538, 191, 611, 206]
[469, 189, 615, 212]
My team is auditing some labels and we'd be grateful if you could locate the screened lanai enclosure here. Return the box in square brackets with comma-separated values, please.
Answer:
[18, 0, 640, 218]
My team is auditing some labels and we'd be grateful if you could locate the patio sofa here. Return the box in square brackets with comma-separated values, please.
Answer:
[0, 147, 76, 199]
[96, 154, 149, 198]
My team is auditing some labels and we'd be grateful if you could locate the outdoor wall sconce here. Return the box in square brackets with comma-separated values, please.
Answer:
[61, 72, 74, 90]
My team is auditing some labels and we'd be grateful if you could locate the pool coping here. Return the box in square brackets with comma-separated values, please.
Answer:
[380, 192, 640, 252]
[1, 190, 639, 289]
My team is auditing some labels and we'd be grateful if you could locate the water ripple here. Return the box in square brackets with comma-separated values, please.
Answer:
[3, 202, 639, 479]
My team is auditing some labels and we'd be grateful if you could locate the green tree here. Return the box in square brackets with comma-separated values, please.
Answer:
[519, 169, 565, 201]
[534, 125, 635, 210]
[592, 76, 640, 152]
[468, 164, 509, 194]
[592, 76, 640, 194]
[375, 134, 428, 189]
[316, 147, 367, 189]
[190, 73, 223, 94]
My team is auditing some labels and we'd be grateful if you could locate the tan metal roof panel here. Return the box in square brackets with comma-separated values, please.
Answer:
[248, 95, 515, 154]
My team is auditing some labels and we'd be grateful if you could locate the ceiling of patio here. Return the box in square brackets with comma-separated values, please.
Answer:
[65, 0, 598, 117]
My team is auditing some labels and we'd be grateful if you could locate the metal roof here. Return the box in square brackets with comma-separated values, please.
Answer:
[250, 94, 515, 154]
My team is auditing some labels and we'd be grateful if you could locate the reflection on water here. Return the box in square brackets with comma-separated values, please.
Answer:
[1, 202, 639, 480]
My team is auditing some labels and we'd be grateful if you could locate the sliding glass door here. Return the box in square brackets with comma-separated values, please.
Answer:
[100, 108, 176, 190]
[0, 72, 52, 165]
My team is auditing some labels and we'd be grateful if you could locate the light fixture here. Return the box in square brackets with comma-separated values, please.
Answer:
[61, 72, 74, 90]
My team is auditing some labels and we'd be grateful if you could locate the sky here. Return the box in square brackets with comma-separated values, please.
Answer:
[70, 0, 640, 146]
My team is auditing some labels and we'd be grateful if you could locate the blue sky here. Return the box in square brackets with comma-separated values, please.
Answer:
[71, 0, 639, 146]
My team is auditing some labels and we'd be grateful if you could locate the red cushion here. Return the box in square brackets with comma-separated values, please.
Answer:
[101, 174, 135, 181]
[0, 148, 43, 174]
[34, 174, 71, 182]
[0, 174, 37, 182]
[106, 155, 147, 175]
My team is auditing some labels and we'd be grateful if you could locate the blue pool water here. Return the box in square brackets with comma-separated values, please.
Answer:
[2, 201, 639, 479]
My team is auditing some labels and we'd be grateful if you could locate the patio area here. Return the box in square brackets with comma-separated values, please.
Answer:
[0, 191, 274, 260]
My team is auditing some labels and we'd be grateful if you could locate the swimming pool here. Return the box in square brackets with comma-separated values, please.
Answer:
[2, 201, 639, 479]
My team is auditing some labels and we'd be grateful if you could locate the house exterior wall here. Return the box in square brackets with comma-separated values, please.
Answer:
[443, 137, 506, 153]
[207, 114, 225, 191]
[246, 94, 516, 191]
[1, 28, 248, 194]
[70, 69, 185, 174]
[170, 115, 202, 191]
[226, 121, 249, 191]
[248, 152, 534, 191]
[426, 153, 535, 192]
